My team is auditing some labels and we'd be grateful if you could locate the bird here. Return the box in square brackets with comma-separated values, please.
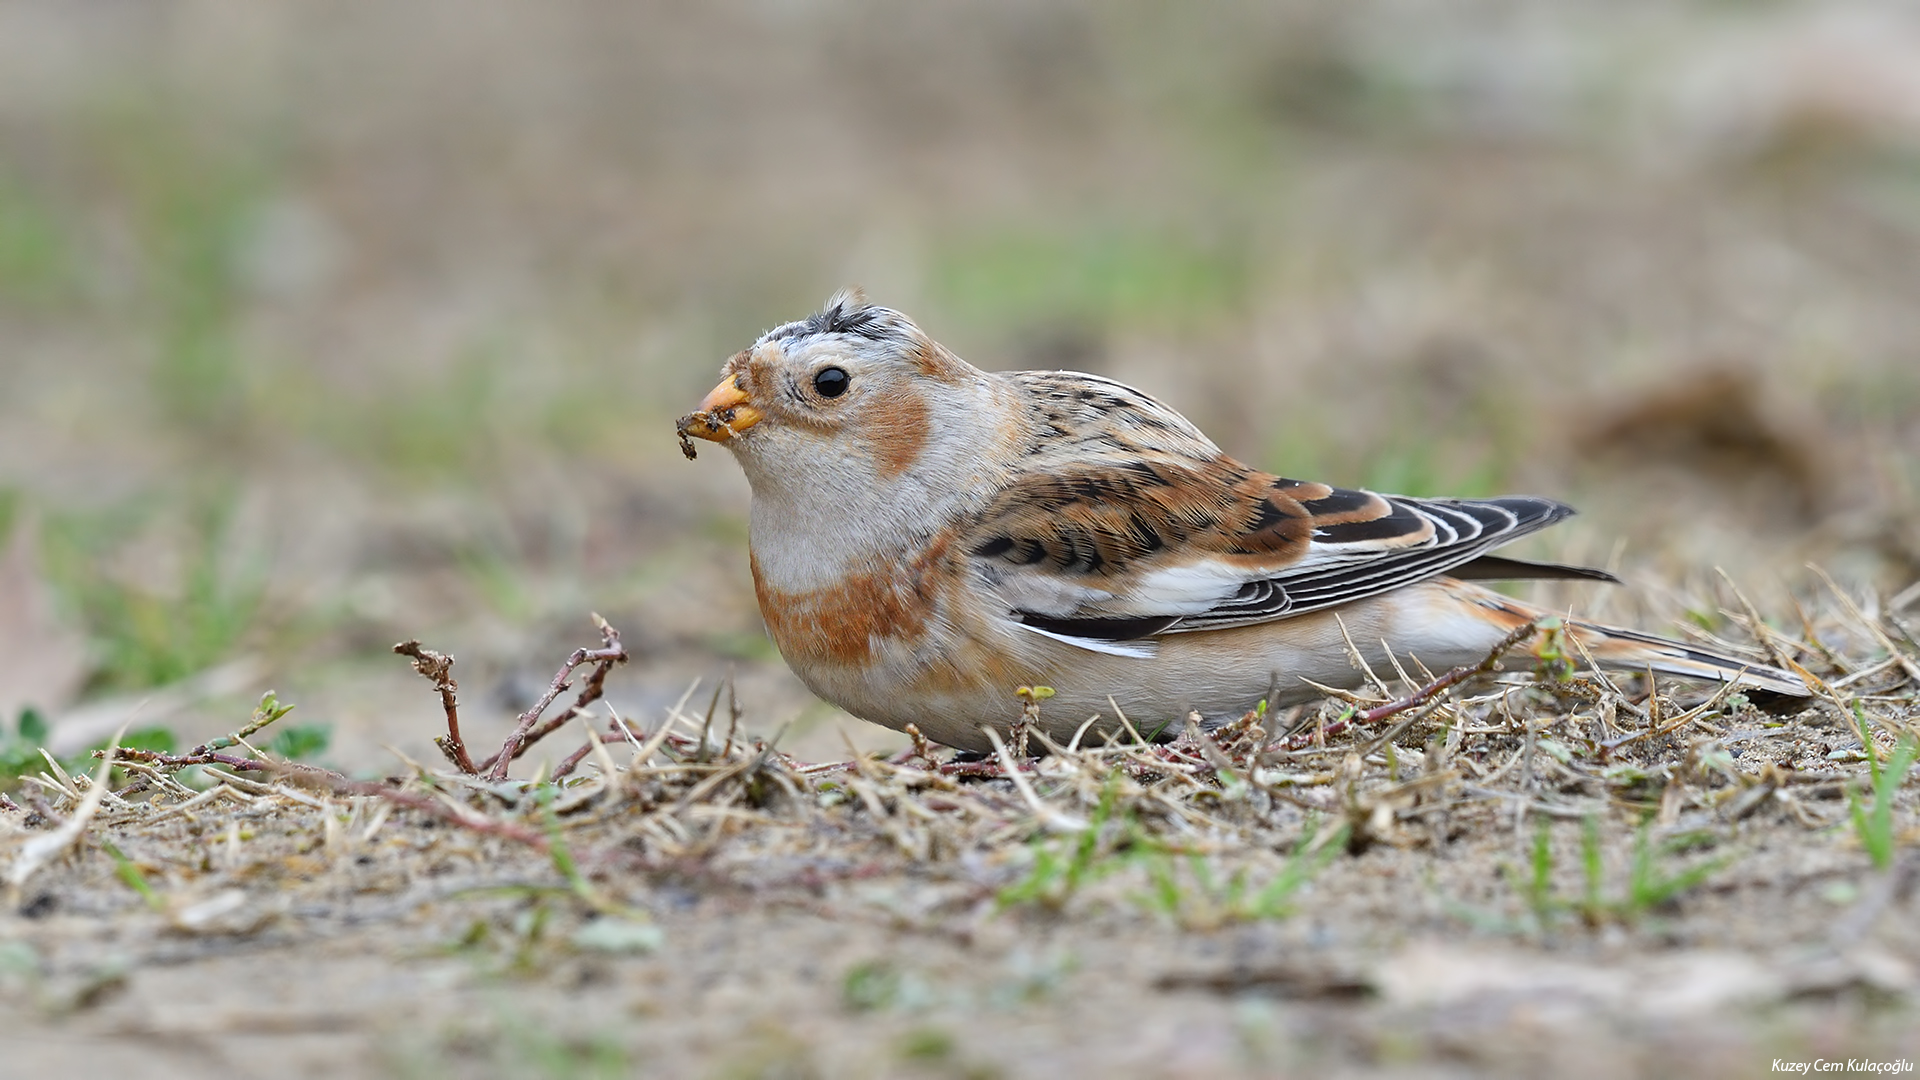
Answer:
[676, 290, 1809, 753]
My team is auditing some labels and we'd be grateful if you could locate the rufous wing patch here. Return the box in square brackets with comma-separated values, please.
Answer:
[965, 460, 1328, 580]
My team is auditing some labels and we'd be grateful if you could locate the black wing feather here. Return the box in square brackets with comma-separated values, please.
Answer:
[1161, 495, 1584, 634]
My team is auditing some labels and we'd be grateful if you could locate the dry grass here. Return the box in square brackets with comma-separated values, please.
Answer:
[3, 580, 1916, 1075]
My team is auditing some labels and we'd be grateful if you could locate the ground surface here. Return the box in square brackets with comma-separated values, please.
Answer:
[2, 637, 1918, 1079]
[3, 2, 1920, 1076]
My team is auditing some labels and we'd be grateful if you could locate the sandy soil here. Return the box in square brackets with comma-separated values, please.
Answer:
[4, 616, 1918, 1078]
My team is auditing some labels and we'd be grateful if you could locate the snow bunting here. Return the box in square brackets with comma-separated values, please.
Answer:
[677, 291, 1809, 752]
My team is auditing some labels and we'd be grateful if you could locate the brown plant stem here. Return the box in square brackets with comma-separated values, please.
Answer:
[394, 639, 476, 774]
[1275, 619, 1540, 752]
[256, 760, 553, 852]
[485, 615, 628, 781]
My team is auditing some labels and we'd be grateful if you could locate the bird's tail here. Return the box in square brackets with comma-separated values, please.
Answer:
[1551, 618, 1810, 698]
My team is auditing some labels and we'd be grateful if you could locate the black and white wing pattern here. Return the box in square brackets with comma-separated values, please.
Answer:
[961, 372, 1614, 648]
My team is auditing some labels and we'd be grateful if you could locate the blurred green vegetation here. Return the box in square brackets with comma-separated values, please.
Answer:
[0, 692, 330, 792]
[297, 356, 641, 488]
[38, 489, 263, 693]
[332, 351, 514, 486]
[0, 488, 19, 548]
[457, 531, 540, 623]
[0, 172, 79, 308]
[0, 2, 1916, 740]
[932, 223, 1250, 335]
[0, 710, 53, 785]
[1261, 378, 1523, 499]
[96, 104, 280, 436]
[264, 721, 332, 763]
[1266, 419, 1509, 499]
[0, 708, 177, 789]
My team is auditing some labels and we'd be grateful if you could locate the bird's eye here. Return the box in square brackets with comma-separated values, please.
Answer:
[812, 367, 850, 398]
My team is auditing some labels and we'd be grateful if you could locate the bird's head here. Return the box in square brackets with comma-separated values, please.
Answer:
[677, 290, 991, 501]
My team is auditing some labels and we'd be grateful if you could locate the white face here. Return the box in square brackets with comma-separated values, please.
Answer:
[676, 294, 1002, 584]
[728, 334, 926, 487]
[679, 296, 984, 497]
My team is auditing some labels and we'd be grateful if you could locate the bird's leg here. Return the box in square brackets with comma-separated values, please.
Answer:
[1010, 685, 1054, 760]
[891, 723, 940, 767]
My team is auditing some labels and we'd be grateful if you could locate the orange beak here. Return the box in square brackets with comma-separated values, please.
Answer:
[675, 373, 763, 459]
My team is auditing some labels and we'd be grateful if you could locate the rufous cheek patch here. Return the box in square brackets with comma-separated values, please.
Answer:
[868, 387, 930, 480]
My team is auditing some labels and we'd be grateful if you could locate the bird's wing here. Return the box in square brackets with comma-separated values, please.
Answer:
[962, 374, 1604, 649]
[964, 456, 1584, 642]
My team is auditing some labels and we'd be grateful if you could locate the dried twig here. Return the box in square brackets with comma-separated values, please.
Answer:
[984, 727, 1086, 833]
[394, 639, 475, 774]
[486, 615, 629, 781]
[1274, 619, 1540, 751]
[1809, 564, 1920, 688]
[255, 759, 552, 852]
[115, 746, 269, 773]
[7, 722, 129, 891]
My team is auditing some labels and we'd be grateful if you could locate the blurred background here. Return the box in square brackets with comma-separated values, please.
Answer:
[3, 0, 1918, 772]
